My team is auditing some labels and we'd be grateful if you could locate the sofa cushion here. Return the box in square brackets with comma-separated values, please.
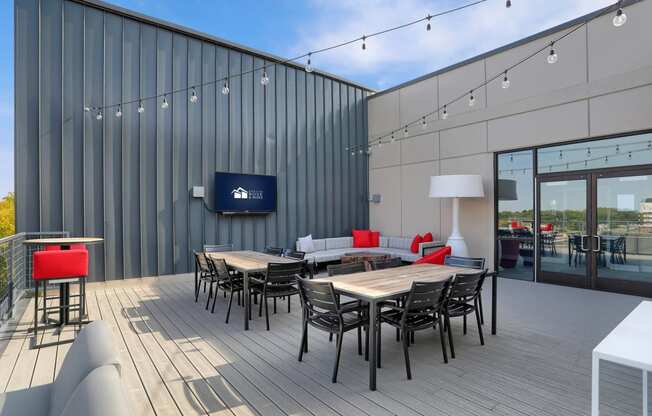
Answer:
[379, 237, 389, 248]
[422, 232, 434, 243]
[312, 239, 326, 252]
[49, 321, 121, 416]
[326, 237, 353, 250]
[387, 237, 411, 251]
[0, 383, 51, 416]
[410, 235, 423, 254]
[352, 230, 372, 248]
[58, 365, 130, 416]
[369, 231, 380, 247]
[297, 235, 315, 253]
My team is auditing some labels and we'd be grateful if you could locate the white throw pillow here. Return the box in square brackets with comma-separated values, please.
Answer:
[298, 235, 315, 253]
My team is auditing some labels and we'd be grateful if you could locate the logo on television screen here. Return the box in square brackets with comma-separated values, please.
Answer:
[231, 186, 263, 200]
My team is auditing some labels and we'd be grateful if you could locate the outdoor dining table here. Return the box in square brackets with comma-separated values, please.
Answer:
[320, 263, 498, 390]
[204, 250, 299, 330]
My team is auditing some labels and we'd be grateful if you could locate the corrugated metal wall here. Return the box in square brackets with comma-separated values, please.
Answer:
[14, 0, 370, 281]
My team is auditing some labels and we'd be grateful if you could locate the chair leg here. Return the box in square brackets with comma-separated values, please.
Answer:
[258, 292, 263, 317]
[364, 325, 369, 361]
[273, 298, 277, 314]
[438, 315, 448, 364]
[377, 316, 382, 369]
[211, 285, 219, 314]
[402, 329, 411, 380]
[205, 281, 213, 310]
[446, 313, 455, 359]
[264, 295, 270, 331]
[298, 318, 308, 361]
[225, 291, 234, 323]
[475, 299, 485, 346]
[411, 331, 415, 344]
[463, 312, 467, 335]
[203, 280, 206, 293]
[237, 290, 241, 306]
[332, 331, 343, 383]
[396, 328, 400, 342]
[478, 292, 485, 325]
[329, 333, 333, 342]
[288, 296, 291, 313]
[33, 281, 39, 346]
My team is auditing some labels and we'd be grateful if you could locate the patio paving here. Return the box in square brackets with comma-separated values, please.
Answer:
[0, 274, 649, 416]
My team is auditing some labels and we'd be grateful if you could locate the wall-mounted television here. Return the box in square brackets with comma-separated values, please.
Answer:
[215, 172, 277, 214]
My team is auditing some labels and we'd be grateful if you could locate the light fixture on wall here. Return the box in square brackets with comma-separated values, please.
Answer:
[429, 174, 485, 257]
[613, 1, 627, 27]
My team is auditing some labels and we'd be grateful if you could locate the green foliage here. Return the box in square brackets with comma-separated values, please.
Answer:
[0, 193, 15, 239]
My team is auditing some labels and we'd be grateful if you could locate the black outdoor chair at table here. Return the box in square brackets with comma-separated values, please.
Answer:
[250, 261, 306, 330]
[445, 269, 487, 358]
[369, 257, 403, 271]
[327, 261, 367, 276]
[283, 249, 306, 260]
[193, 251, 219, 309]
[296, 278, 369, 383]
[206, 257, 244, 323]
[202, 244, 233, 296]
[444, 255, 486, 325]
[264, 246, 284, 256]
[378, 279, 452, 379]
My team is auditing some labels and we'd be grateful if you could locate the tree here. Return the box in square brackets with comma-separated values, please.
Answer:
[0, 192, 15, 239]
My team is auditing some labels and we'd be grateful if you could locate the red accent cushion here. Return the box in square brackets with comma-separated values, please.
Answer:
[415, 246, 451, 265]
[410, 234, 423, 254]
[422, 232, 434, 243]
[352, 230, 372, 248]
[369, 231, 380, 247]
[33, 250, 89, 280]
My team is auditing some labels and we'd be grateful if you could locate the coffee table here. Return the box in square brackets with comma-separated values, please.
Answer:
[341, 252, 392, 270]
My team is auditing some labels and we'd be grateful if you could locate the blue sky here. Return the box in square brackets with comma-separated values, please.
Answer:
[0, 0, 615, 197]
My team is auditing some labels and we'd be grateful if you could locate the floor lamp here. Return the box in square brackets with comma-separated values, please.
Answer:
[429, 174, 485, 257]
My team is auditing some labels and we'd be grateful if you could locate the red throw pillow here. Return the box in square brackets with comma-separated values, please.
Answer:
[369, 231, 380, 247]
[415, 246, 451, 265]
[410, 234, 423, 254]
[352, 229, 372, 248]
[422, 232, 434, 243]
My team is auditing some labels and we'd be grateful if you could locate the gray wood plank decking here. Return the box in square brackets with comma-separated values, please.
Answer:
[1, 275, 650, 416]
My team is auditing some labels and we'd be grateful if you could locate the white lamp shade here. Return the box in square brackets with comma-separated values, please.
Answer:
[429, 174, 485, 198]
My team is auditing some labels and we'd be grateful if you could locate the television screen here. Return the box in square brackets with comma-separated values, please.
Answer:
[214, 172, 277, 213]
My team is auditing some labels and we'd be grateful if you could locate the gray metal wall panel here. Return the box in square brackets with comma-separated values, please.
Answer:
[62, 2, 84, 238]
[15, 0, 370, 280]
[39, 0, 63, 231]
[139, 24, 157, 277]
[103, 13, 123, 280]
[122, 19, 141, 278]
[156, 29, 173, 275]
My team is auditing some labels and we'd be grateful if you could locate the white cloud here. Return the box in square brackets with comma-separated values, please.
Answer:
[288, 0, 614, 88]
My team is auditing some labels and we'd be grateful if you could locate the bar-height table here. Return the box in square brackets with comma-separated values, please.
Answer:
[204, 250, 300, 330]
[320, 263, 481, 390]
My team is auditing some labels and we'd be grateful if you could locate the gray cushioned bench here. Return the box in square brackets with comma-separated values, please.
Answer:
[0, 320, 131, 416]
[297, 236, 443, 266]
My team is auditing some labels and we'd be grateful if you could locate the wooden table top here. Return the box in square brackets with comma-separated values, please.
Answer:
[320, 264, 471, 300]
[205, 250, 299, 272]
[22, 237, 104, 245]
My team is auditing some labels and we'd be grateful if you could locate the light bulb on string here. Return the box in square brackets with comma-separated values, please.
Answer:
[628, 152, 632, 160]
[613, 2, 627, 27]
[426, 15, 432, 31]
[506, 0, 511, 8]
[359, 149, 364, 155]
[616, 144, 620, 153]
[96, 110, 103, 121]
[605, 156, 609, 163]
[115, 106, 122, 118]
[587, 147, 591, 157]
[547, 42, 558, 64]
[260, 67, 270, 86]
[190, 87, 199, 103]
[305, 53, 313, 73]
[566, 163, 569, 170]
[468, 91, 476, 107]
[509, 154, 514, 163]
[390, 132, 396, 143]
[441, 105, 448, 120]
[137, 101, 145, 114]
[501, 71, 510, 89]
[84, 107, 91, 112]
[161, 96, 169, 109]
[361, 36, 366, 50]
[222, 81, 230, 95]
[403, 125, 409, 138]
[648, 140, 651, 149]
[584, 160, 588, 167]
[559, 150, 563, 160]
[351, 150, 355, 156]
[421, 116, 427, 130]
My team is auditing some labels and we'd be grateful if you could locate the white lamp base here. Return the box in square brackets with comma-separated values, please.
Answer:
[446, 236, 469, 257]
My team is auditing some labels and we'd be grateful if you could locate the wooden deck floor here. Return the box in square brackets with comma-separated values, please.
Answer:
[1, 275, 649, 416]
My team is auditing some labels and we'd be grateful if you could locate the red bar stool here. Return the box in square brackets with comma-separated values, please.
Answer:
[32, 249, 89, 348]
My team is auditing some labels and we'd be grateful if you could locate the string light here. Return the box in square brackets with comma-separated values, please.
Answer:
[441, 105, 448, 120]
[96, 110, 103, 120]
[260, 67, 270, 86]
[161, 96, 169, 109]
[426, 14, 432, 31]
[605, 156, 609, 163]
[613, 1, 627, 27]
[501, 71, 510, 89]
[190, 87, 199, 103]
[628, 151, 632, 160]
[403, 125, 409, 138]
[509, 154, 514, 162]
[584, 160, 588, 167]
[559, 150, 563, 160]
[137, 101, 145, 114]
[506, 0, 511, 8]
[390, 132, 396, 143]
[547, 42, 558, 64]
[587, 147, 592, 157]
[421, 116, 427, 129]
[468, 90, 476, 107]
[361, 35, 367, 50]
[222, 81, 230, 95]
[615, 144, 620, 153]
[305, 53, 313, 73]
[84, 107, 91, 112]
[115, 106, 122, 118]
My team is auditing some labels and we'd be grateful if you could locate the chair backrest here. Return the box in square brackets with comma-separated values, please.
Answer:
[204, 244, 233, 253]
[614, 236, 626, 251]
[283, 249, 306, 260]
[444, 255, 485, 270]
[206, 256, 231, 281]
[266, 261, 305, 284]
[449, 270, 486, 300]
[327, 261, 366, 276]
[264, 246, 284, 256]
[403, 279, 451, 317]
[369, 257, 403, 271]
[296, 277, 339, 314]
[193, 251, 211, 273]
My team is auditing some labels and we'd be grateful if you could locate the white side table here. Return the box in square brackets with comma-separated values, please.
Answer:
[592, 301, 652, 416]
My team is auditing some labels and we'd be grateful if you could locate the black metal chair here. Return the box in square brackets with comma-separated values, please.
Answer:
[264, 246, 284, 256]
[204, 244, 233, 252]
[283, 249, 306, 260]
[207, 257, 244, 323]
[444, 255, 486, 324]
[378, 279, 452, 379]
[250, 261, 305, 330]
[571, 235, 585, 266]
[193, 251, 218, 308]
[296, 278, 369, 383]
[445, 270, 487, 358]
[327, 261, 366, 276]
[369, 257, 403, 271]
[610, 236, 626, 265]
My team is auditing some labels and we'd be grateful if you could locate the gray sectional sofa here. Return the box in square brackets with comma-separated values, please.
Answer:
[296, 236, 443, 265]
[0, 321, 131, 416]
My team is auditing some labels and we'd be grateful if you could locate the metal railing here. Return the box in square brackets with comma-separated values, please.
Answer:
[0, 231, 69, 323]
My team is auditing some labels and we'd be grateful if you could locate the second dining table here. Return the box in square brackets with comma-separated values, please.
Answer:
[204, 250, 300, 330]
[320, 263, 489, 390]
